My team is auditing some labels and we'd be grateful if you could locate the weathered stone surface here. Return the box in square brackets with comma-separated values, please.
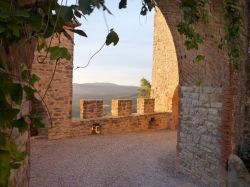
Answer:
[111, 99, 132, 116]
[48, 112, 169, 140]
[177, 86, 225, 186]
[80, 99, 103, 119]
[228, 154, 250, 187]
[137, 98, 155, 114]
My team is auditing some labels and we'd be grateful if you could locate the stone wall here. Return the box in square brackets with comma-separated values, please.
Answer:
[151, 7, 179, 130]
[48, 98, 169, 139]
[178, 86, 226, 186]
[32, 26, 75, 137]
[137, 98, 155, 114]
[48, 112, 170, 139]
[111, 99, 132, 116]
[80, 100, 103, 119]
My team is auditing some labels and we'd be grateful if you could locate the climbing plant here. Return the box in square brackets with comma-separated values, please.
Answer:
[0, 0, 156, 186]
[178, 0, 243, 69]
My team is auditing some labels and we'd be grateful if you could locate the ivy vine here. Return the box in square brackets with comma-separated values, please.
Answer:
[178, 0, 243, 69]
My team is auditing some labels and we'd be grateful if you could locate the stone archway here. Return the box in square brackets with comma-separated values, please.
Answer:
[151, 0, 248, 186]
[29, 1, 249, 186]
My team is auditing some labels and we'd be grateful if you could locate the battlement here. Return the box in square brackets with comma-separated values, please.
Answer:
[48, 98, 169, 139]
[79, 98, 156, 119]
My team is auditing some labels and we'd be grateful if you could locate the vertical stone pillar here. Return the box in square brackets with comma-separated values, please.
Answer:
[137, 98, 155, 114]
[111, 99, 132, 116]
[80, 99, 103, 119]
[178, 86, 225, 186]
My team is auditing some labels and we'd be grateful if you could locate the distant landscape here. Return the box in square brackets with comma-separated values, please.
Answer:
[72, 83, 139, 118]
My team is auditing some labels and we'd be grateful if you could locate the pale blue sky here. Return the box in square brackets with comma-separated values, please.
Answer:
[68, 0, 154, 86]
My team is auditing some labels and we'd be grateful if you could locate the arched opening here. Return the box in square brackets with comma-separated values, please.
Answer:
[30, 0, 238, 186]
[151, 7, 179, 130]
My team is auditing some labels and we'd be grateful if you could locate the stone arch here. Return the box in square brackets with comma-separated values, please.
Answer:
[151, 0, 248, 186]
[30, 1, 249, 186]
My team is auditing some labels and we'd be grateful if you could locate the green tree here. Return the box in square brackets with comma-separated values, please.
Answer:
[137, 78, 151, 98]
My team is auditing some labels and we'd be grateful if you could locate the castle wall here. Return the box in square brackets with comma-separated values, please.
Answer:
[32, 27, 74, 135]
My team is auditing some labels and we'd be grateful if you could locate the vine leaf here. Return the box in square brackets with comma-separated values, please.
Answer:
[57, 6, 73, 22]
[9, 83, 23, 105]
[0, 109, 19, 125]
[195, 55, 205, 62]
[119, 0, 127, 9]
[30, 115, 44, 129]
[70, 29, 87, 37]
[31, 74, 40, 85]
[48, 46, 71, 60]
[23, 86, 35, 100]
[12, 118, 28, 133]
[105, 29, 119, 46]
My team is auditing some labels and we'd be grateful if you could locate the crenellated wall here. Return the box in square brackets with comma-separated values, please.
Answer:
[48, 98, 170, 139]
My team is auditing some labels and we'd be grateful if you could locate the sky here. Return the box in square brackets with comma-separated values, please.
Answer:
[68, 0, 154, 86]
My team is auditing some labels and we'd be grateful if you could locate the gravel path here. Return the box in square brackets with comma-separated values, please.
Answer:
[31, 130, 204, 187]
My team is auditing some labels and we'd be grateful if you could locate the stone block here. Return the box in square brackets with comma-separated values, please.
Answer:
[137, 98, 155, 114]
[80, 99, 103, 119]
[111, 99, 132, 116]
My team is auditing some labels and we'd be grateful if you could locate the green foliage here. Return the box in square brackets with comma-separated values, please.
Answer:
[0, 56, 45, 186]
[106, 29, 119, 46]
[178, 0, 209, 52]
[222, 0, 243, 69]
[137, 78, 151, 98]
[178, 0, 243, 69]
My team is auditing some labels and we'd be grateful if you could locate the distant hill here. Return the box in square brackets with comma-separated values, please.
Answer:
[72, 83, 139, 118]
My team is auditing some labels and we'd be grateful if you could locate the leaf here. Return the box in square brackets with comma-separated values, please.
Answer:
[0, 12, 10, 19]
[23, 86, 35, 100]
[74, 9, 82, 18]
[119, 0, 127, 9]
[12, 118, 28, 133]
[8, 24, 20, 38]
[30, 115, 44, 129]
[48, 46, 71, 60]
[78, 0, 95, 15]
[105, 29, 119, 46]
[13, 10, 30, 18]
[70, 29, 87, 37]
[195, 55, 205, 62]
[9, 162, 21, 169]
[0, 27, 5, 34]
[9, 83, 23, 105]
[57, 6, 73, 22]
[140, 5, 147, 16]
[0, 159, 10, 187]
[0, 109, 19, 126]
[31, 74, 40, 85]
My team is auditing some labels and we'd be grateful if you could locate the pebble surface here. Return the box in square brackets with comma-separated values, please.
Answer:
[31, 130, 204, 187]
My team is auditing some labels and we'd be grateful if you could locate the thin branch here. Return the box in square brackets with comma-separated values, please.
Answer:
[74, 42, 105, 70]
[36, 90, 53, 128]
[42, 59, 59, 100]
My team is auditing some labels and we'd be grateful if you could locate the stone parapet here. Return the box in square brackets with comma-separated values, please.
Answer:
[137, 98, 155, 114]
[111, 99, 132, 116]
[48, 112, 169, 139]
[80, 99, 103, 119]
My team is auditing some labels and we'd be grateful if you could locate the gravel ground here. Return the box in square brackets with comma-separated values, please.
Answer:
[31, 130, 205, 187]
